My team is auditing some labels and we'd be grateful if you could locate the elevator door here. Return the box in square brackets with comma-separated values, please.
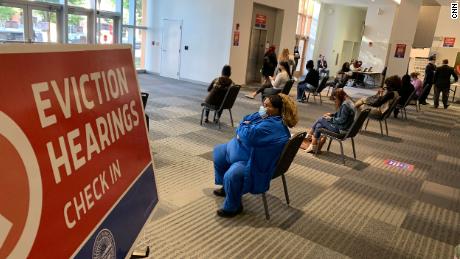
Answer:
[246, 29, 267, 83]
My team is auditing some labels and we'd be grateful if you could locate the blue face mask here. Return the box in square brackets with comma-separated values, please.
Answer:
[258, 106, 268, 118]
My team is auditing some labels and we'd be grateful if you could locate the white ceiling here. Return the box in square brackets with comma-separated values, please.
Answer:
[318, 0, 455, 7]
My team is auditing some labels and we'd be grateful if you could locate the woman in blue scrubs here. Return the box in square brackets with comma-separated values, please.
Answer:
[213, 94, 298, 217]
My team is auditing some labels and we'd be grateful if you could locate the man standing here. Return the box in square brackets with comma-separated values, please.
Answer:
[433, 59, 458, 109]
[317, 54, 329, 77]
[419, 56, 436, 105]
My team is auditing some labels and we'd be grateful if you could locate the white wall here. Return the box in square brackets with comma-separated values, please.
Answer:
[313, 4, 366, 75]
[145, 0, 234, 84]
[359, 4, 397, 74]
[229, 0, 299, 84]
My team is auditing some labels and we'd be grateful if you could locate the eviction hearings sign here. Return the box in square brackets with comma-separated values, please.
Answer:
[0, 45, 157, 258]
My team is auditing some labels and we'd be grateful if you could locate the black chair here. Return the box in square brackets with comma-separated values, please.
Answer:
[304, 76, 329, 104]
[260, 132, 306, 220]
[261, 79, 295, 101]
[200, 85, 241, 129]
[396, 89, 417, 120]
[141, 92, 150, 130]
[364, 96, 401, 136]
[281, 79, 295, 95]
[316, 109, 370, 164]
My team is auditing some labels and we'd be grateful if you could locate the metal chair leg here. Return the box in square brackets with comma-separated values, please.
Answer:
[339, 141, 345, 165]
[351, 138, 356, 159]
[379, 121, 383, 136]
[200, 108, 205, 125]
[262, 193, 270, 220]
[306, 92, 310, 103]
[281, 175, 290, 205]
[327, 138, 332, 151]
[384, 119, 388, 136]
[229, 109, 234, 127]
[365, 118, 369, 130]
[319, 92, 322, 104]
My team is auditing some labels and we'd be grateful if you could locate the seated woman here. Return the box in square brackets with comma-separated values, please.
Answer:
[394, 74, 415, 118]
[355, 75, 401, 117]
[330, 62, 351, 99]
[304, 89, 356, 153]
[213, 94, 298, 217]
[245, 61, 291, 99]
[410, 72, 423, 98]
[203, 65, 234, 123]
[296, 60, 319, 102]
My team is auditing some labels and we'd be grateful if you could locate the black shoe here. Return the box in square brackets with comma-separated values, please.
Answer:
[213, 187, 226, 197]
[216, 206, 243, 218]
[420, 102, 428, 105]
[204, 118, 209, 123]
[444, 105, 449, 109]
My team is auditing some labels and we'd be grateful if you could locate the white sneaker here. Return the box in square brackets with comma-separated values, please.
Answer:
[305, 145, 317, 153]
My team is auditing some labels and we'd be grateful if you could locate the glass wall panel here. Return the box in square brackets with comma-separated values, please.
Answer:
[0, 6, 24, 42]
[68, 14, 88, 43]
[135, 28, 146, 69]
[97, 17, 114, 44]
[68, 0, 91, 9]
[32, 9, 58, 42]
[99, 0, 116, 12]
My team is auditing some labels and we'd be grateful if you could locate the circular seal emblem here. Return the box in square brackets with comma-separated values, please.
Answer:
[0, 112, 42, 258]
[92, 229, 116, 259]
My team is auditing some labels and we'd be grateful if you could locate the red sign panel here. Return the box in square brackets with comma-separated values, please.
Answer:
[0, 46, 154, 258]
[255, 14, 267, 28]
[443, 37, 456, 47]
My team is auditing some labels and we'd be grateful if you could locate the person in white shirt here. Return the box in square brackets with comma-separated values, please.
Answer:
[245, 61, 291, 99]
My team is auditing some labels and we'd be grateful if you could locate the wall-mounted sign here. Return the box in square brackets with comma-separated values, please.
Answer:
[384, 159, 414, 172]
[0, 45, 158, 258]
[394, 44, 406, 58]
[443, 37, 456, 47]
[233, 31, 240, 46]
[255, 14, 267, 29]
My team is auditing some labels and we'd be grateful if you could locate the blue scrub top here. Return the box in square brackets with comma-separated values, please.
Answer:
[234, 112, 290, 194]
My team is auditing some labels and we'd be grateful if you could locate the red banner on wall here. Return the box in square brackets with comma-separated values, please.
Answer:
[443, 37, 456, 47]
[255, 14, 267, 28]
[0, 45, 157, 258]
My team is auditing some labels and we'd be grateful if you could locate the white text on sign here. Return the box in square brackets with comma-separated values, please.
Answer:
[63, 159, 122, 229]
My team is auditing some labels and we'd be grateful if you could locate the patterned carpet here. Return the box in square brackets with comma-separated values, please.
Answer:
[133, 74, 460, 258]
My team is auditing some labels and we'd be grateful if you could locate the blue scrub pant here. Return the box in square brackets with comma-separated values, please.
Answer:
[213, 142, 249, 212]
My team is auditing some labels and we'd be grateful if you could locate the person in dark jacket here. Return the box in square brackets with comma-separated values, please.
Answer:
[355, 75, 401, 117]
[394, 74, 415, 118]
[297, 60, 320, 101]
[419, 56, 436, 105]
[317, 54, 329, 77]
[433, 59, 458, 109]
[204, 65, 233, 123]
[261, 45, 278, 82]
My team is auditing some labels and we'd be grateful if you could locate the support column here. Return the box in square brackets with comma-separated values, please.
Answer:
[359, 0, 421, 78]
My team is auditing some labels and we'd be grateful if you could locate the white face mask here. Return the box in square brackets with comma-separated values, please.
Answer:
[258, 106, 268, 118]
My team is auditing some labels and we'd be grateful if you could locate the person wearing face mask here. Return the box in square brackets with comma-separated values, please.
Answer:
[212, 94, 298, 217]
[296, 60, 319, 102]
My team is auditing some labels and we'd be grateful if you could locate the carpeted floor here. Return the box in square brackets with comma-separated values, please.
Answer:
[133, 74, 460, 259]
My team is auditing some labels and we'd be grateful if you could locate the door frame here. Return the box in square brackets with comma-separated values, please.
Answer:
[160, 19, 183, 79]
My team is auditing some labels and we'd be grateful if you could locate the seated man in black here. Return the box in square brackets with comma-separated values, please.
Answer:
[203, 65, 234, 123]
[296, 60, 319, 102]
